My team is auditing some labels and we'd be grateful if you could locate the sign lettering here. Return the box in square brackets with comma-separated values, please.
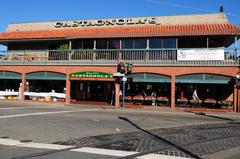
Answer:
[55, 18, 160, 28]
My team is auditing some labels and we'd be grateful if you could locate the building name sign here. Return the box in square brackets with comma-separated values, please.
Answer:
[55, 18, 160, 28]
[70, 72, 115, 81]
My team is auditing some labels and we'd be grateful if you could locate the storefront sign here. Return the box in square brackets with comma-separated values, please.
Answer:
[55, 17, 160, 28]
[177, 49, 224, 61]
[70, 72, 115, 81]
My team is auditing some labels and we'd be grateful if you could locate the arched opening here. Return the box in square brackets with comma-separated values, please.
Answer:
[0, 71, 21, 100]
[176, 73, 233, 109]
[125, 73, 171, 106]
[25, 71, 66, 102]
[69, 71, 115, 104]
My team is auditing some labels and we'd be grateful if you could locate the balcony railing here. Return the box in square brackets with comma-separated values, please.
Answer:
[0, 48, 239, 66]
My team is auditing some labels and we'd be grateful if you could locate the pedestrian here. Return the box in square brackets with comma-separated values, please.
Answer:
[192, 89, 200, 107]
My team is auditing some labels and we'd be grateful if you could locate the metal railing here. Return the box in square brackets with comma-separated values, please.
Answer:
[0, 48, 239, 66]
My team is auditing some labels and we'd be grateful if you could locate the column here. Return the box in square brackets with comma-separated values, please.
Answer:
[171, 76, 176, 110]
[234, 83, 237, 112]
[115, 82, 120, 108]
[21, 73, 26, 100]
[65, 74, 71, 105]
[238, 88, 240, 113]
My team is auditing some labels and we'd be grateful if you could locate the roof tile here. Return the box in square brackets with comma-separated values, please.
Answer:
[0, 23, 239, 40]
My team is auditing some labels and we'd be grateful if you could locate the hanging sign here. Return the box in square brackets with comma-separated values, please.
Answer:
[70, 72, 115, 81]
[177, 49, 224, 61]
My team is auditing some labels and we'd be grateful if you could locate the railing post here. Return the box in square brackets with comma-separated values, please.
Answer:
[146, 39, 150, 62]
[119, 40, 122, 61]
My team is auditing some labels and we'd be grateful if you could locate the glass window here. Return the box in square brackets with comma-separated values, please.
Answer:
[109, 39, 120, 49]
[83, 39, 94, 49]
[149, 38, 162, 48]
[134, 39, 147, 49]
[96, 39, 107, 49]
[122, 39, 134, 49]
[72, 40, 83, 49]
[162, 38, 176, 48]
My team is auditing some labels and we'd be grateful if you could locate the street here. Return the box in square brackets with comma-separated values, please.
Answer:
[0, 101, 240, 159]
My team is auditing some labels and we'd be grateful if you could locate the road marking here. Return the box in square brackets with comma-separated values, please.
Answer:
[0, 138, 189, 159]
[0, 106, 60, 110]
[20, 142, 74, 150]
[72, 147, 189, 159]
[72, 147, 137, 156]
[0, 138, 21, 146]
[0, 109, 100, 119]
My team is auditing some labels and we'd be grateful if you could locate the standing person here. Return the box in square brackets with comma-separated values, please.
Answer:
[192, 89, 200, 107]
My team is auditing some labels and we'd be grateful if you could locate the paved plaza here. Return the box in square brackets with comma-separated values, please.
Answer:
[0, 101, 239, 159]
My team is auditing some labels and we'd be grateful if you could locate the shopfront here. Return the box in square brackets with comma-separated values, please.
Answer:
[70, 72, 115, 103]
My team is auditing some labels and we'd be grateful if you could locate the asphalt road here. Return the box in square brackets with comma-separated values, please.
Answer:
[0, 100, 239, 159]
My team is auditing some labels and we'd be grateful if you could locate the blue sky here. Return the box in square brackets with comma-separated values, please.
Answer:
[0, 0, 239, 50]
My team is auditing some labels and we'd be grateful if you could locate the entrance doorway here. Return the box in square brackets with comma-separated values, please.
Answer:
[71, 81, 114, 103]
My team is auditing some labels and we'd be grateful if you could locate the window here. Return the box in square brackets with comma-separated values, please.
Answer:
[149, 38, 162, 48]
[134, 39, 147, 49]
[149, 38, 176, 49]
[122, 39, 147, 49]
[83, 39, 94, 49]
[162, 38, 176, 48]
[122, 39, 134, 49]
[96, 39, 107, 49]
[109, 39, 120, 49]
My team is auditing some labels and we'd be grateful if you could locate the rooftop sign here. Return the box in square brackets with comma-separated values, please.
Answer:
[54, 18, 160, 28]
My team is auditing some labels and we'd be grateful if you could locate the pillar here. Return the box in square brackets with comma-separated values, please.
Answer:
[21, 73, 26, 100]
[171, 76, 176, 110]
[115, 82, 120, 108]
[238, 88, 240, 113]
[234, 84, 237, 112]
[65, 74, 71, 104]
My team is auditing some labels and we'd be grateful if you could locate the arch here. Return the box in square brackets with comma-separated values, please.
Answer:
[176, 73, 232, 84]
[0, 71, 22, 79]
[126, 72, 171, 83]
[26, 71, 66, 80]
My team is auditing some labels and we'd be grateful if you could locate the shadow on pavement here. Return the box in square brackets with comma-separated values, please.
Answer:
[184, 110, 238, 122]
[117, 116, 201, 159]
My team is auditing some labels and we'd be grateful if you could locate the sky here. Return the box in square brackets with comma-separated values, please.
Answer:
[0, 0, 239, 50]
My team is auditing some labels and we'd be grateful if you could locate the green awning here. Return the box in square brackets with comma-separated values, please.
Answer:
[0, 71, 21, 79]
[176, 74, 232, 84]
[126, 73, 170, 83]
[26, 72, 66, 80]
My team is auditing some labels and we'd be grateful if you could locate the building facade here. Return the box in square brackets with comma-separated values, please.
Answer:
[0, 13, 239, 111]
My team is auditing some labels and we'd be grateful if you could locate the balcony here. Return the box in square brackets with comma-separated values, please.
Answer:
[0, 48, 238, 66]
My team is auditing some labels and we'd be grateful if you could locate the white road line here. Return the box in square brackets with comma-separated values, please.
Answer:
[19, 142, 74, 150]
[72, 147, 137, 156]
[0, 109, 100, 119]
[0, 106, 60, 110]
[72, 147, 190, 159]
[0, 138, 21, 146]
[0, 138, 190, 159]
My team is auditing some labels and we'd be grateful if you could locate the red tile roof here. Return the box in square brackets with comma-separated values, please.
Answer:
[0, 23, 239, 40]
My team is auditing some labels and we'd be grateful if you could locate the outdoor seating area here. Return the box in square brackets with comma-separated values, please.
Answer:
[0, 90, 19, 100]
[24, 91, 65, 102]
[176, 98, 233, 109]
[124, 94, 170, 106]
